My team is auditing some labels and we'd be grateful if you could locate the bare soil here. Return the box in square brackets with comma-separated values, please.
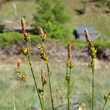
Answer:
[0, 42, 110, 72]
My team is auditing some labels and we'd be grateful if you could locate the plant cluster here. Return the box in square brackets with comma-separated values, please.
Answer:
[15, 17, 110, 110]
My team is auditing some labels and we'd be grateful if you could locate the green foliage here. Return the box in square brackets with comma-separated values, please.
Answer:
[0, 32, 41, 47]
[53, 0, 70, 23]
[0, 32, 110, 49]
[34, 0, 71, 39]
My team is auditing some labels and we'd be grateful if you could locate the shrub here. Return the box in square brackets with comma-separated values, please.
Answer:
[34, 0, 72, 39]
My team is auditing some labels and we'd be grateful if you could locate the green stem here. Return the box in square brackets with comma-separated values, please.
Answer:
[68, 68, 71, 110]
[26, 43, 43, 110]
[23, 82, 31, 110]
[92, 58, 95, 110]
[42, 85, 44, 110]
[46, 61, 54, 110]
[103, 102, 106, 110]
[67, 82, 70, 110]
[42, 42, 54, 110]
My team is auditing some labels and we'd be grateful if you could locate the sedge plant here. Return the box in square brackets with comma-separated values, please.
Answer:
[37, 28, 54, 110]
[84, 29, 97, 110]
[21, 18, 44, 110]
[16, 59, 31, 110]
[66, 42, 73, 110]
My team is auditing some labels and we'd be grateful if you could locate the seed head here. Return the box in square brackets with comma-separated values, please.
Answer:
[21, 17, 30, 42]
[21, 17, 26, 35]
[41, 69, 47, 85]
[16, 68, 21, 75]
[21, 75, 26, 82]
[81, 102, 86, 110]
[68, 42, 71, 61]
[37, 44, 43, 49]
[21, 47, 28, 56]
[40, 28, 46, 41]
[104, 94, 108, 102]
[17, 59, 22, 68]
[84, 28, 91, 43]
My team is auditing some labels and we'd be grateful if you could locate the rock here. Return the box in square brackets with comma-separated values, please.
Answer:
[55, 102, 86, 110]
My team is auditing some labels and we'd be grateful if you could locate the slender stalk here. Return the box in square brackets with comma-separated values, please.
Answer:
[46, 60, 54, 110]
[103, 102, 106, 110]
[67, 68, 71, 110]
[42, 42, 54, 110]
[23, 82, 31, 110]
[92, 58, 95, 110]
[26, 43, 43, 110]
[42, 85, 44, 110]
[67, 82, 70, 110]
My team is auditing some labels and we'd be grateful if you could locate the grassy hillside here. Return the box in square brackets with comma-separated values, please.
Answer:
[0, 0, 110, 46]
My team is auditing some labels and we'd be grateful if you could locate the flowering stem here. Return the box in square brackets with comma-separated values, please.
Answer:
[67, 68, 71, 110]
[26, 43, 43, 110]
[103, 102, 106, 110]
[46, 60, 54, 110]
[42, 85, 44, 110]
[67, 82, 70, 110]
[42, 42, 54, 110]
[92, 58, 95, 110]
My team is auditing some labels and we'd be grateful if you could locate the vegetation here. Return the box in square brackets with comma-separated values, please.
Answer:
[1, 63, 110, 110]
[7, 18, 109, 110]
[34, 0, 71, 39]
[0, 32, 110, 49]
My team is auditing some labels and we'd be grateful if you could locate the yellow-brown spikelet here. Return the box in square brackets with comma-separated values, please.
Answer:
[68, 42, 71, 61]
[84, 28, 91, 43]
[41, 69, 47, 85]
[21, 17, 30, 42]
[21, 47, 28, 56]
[40, 28, 46, 41]
[81, 102, 86, 110]
[21, 17, 26, 35]
[17, 59, 22, 68]
[37, 44, 43, 49]
[21, 75, 26, 82]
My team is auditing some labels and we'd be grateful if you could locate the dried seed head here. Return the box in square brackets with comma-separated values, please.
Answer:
[40, 28, 46, 41]
[41, 69, 44, 80]
[17, 59, 22, 68]
[21, 17, 26, 35]
[21, 47, 28, 56]
[68, 42, 71, 61]
[104, 94, 108, 102]
[21, 75, 26, 82]
[39, 89, 43, 95]
[24, 33, 30, 42]
[16, 68, 21, 75]
[81, 102, 86, 110]
[40, 51, 47, 60]
[37, 44, 43, 49]
[84, 28, 91, 43]
[41, 69, 47, 85]
[21, 17, 30, 42]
